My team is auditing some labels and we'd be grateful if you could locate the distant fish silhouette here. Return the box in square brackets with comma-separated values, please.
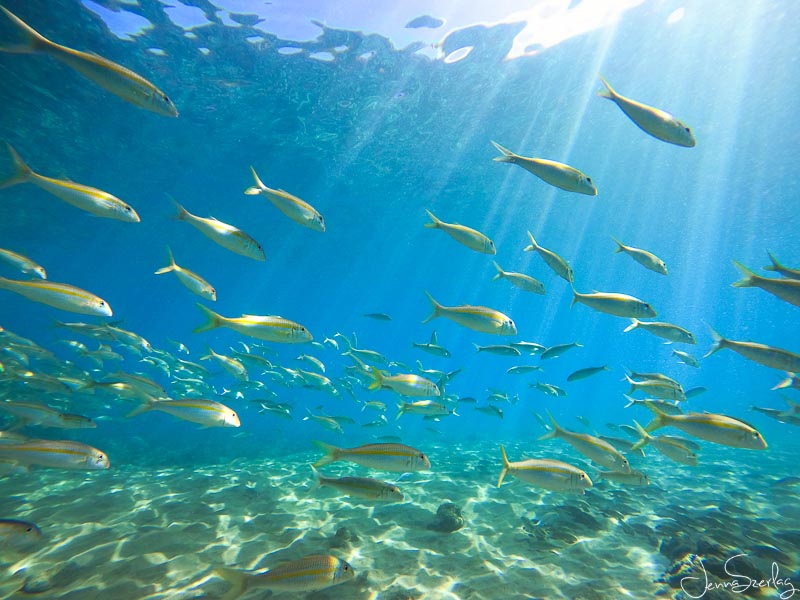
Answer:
[405, 15, 444, 29]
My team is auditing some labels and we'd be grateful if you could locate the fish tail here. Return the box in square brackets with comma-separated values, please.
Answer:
[169, 195, 189, 221]
[154, 246, 177, 275]
[244, 166, 265, 195]
[624, 374, 638, 395]
[538, 409, 560, 440]
[630, 420, 653, 451]
[193, 303, 224, 333]
[0, 143, 33, 189]
[643, 406, 670, 433]
[423, 209, 441, 229]
[597, 75, 616, 100]
[0, 7, 53, 54]
[570, 285, 580, 310]
[623, 394, 638, 409]
[422, 290, 442, 324]
[394, 403, 406, 421]
[702, 325, 727, 359]
[771, 373, 795, 391]
[125, 399, 155, 419]
[763, 251, 782, 272]
[215, 567, 250, 600]
[611, 236, 625, 253]
[491, 261, 504, 281]
[312, 440, 340, 467]
[367, 365, 383, 391]
[731, 260, 757, 287]
[310, 464, 325, 488]
[497, 445, 510, 487]
[491, 140, 516, 163]
[623, 318, 640, 333]
[523, 230, 539, 252]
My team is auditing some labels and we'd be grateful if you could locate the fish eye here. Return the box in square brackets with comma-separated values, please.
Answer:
[26, 527, 32, 532]
[685, 126, 691, 133]
[162, 93, 170, 102]
[419, 453, 426, 459]
[99, 301, 106, 306]
[587, 177, 593, 184]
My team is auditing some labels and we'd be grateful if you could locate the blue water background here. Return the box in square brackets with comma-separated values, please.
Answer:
[0, 0, 798, 469]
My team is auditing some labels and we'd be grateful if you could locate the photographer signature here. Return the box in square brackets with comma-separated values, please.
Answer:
[681, 553, 795, 599]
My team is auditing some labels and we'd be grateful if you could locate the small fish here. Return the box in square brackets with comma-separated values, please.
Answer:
[363, 313, 392, 321]
[684, 386, 707, 399]
[642, 407, 767, 450]
[492, 141, 597, 195]
[624, 395, 683, 415]
[201, 348, 248, 381]
[672, 349, 699, 368]
[127, 398, 240, 428]
[344, 347, 387, 365]
[598, 435, 644, 457]
[303, 411, 343, 433]
[567, 365, 609, 382]
[423, 291, 516, 336]
[772, 373, 800, 391]
[311, 465, 404, 502]
[704, 327, 800, 372]
[194, 304, 312, 343]
[732, 261, 800, 308]
[474, 344, 521, 356]
[572, 288, 656, 319]
[0, 519, 42, 552]
[0, 277, 112, 316]
[1, 143, 140, 222]
[396, 400, 454, 419]
[476, 405, 504, 419]
[596, 469, 650, 486]
[424, 209, 495, 254]
[497, 445, 592, 492]
[368, 367, 440, 397]
[244, 166, 325, 231]
[523, 232, 574, 283]
[174, 200, 264, 261]
[313, 441, 430, 472]
[0, 439, 110, 469]
[597, 77, 695, 147]
[0, 248, 46, 279]
[630, 421, 698, 466]
[511, 341, 547, 354]
[0, 7, 178, 117]
[0, 401, 95, 429]
[506, 365, 542, 375]
[623, 319, 695, 344]
[296, 354, 325, 373]
[412, 330, 451, 358]
[216, 555, 355, 597]
[763, 252, 800, 280]
[612, 237, 668, 275]
[540, 410, 630, 472]
[492, 262, 545, 294]
[531, 382, 567, 397]
[541, 342, 582, 360]
[625, 375, 685, 401]
[154, 247, 216, 301]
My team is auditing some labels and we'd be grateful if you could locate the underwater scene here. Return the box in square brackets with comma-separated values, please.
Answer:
[0, 0, 798, 598]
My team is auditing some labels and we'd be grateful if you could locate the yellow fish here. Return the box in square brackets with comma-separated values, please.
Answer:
[244, 166, 325, 231]
[492, 141, 597, 195]
[424, 209, 495, 254]
[423, 291, 516, 336]
[194, 304, 312, 343]
[127, 398, 240, 428]
[313, 441, 430, 472]
[174, 200, 265, 261]
[154, 247, 216, 301]
[0, 7, 178, 117]
[0, 248, 46, 279]
[643, 407, 767, 450]
[0, 277, 112, 316]
[497, 445, 592, 492]
[0, 439, 110, 470]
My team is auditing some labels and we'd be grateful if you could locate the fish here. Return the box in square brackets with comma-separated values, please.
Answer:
[704, 327, 800, 372]
[396, 400, 453, 419]
[313, 441, 430, 472]
[363, 313, 392, 321]
[623, 395, 683, 415]
[623, 318, 696, 344]
[597, 76, 695, 147]
[772, 373, 800, 391]
[0, 277, 112, 316]
[311, 466, 403, 502]
[194, 304, 312, 343]
[368, 366, 440, 397]
[200, 348, 248, 381]
[572, 288, 656, 318]
[642, 407, 767, 450]
[0, 519, 42, 552]
[127, 398, 240, 428]
[539, 410, 630, 472]
[595, 469, 650, 486]
[732, 260, 800, 307]
[630, 421, 698, 466]
[0, 401, 95, 429]
[684, 386, 707, 399]
[244, 166, 325, 231]
[0, 248, 46, 279]
[412, 330, 451, 358]
[598, 435, 645, 457]
[625, 375, 685, 401]
[612, 237, 668, 275]
[541, 342, 582, 360]
[672, 349, 699, 368]
[474, 344, 521, 356]
[476, 405, 504, 419]
[511, 341, 547, 354]
[1, 143, 140, 222]
[506, 365, 542, 375]
[531, 382, 567, 397]
[497, 445, 592, 492]
[567, 365, 609, 382]
[216, 555, 355, 598]
[173, 200, 265, 261]
[303, 411, 343, 433]
[0, 7, 178, 116]
[763, 252, 800, 280]
[296, 354, 325, 373]
[422, 291, 516, 335]
[492, 141, 597, 195]
[492, 262, 545, 294]
[154, 247, 216, 301]
[523, 232, 574, 283]
[424, 209, 495, 254]
[0, 439, 110, 469]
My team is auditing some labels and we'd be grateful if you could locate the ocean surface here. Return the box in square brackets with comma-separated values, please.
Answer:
[0, 0, 798, 598]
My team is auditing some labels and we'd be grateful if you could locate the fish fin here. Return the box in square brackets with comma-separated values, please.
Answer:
[154, 246, 177, 275]
[570, 285, 580, 309]
[0, 7, 53, 54]
[538, 409, 560, 440]
[490, 140, 516, 163]
[169, 195, 189, 221]
[731, 260, 757, 287]
[394, 402, 406, 421]
[125, 400, 154, 419]
[771, 373, 795, 391]
[0, 143, 33, 189]
[423, 209, 441, 229]
[310, 464, 324, 488]
[523, 230, 538, 252]
[763, 251, 781, 272]
[472, 343, 482, 353]
[491, 261, 504, 281]
[623, 394, 637, 409]
[623, 318, 640, 333]
[243, 165, 267, 196]
[193, 303, 224, 334]
[630, 420, 653, 451]
[422, 290, 442, 324]
[215, 567, 250, 600]
[497, 445, 510, 487]
[367, 365, 383, 391]
[430, 330, 437, 344]
[643, 407, 670, 433]
[702, 325, 726, 359]
[312, 440, 340, 467]
[611, 236, 625, 253]
[597, 75, 616, 100]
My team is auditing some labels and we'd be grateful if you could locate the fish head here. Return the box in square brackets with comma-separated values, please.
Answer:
[311, 213, 326, 232]
[335, 558, 356, 584]
[94, 299, 113, 317]
[386, 484, 404, 502]
[204, 287, 217, 302]
[640, 302, 657, 318]
[687, 332, 697, 344]
[577, 471, 593, 490]
[675, 121, 696, 147]
[581, 175, 598, 196]
[87, 450, 111, 470]
[657, 261, 668, 275]
[224, 408, 241, 428]
[748, 430, 767, 450]
[486, 239, 496, 255]
[414, 451, 432, 470]
[116, 202, 141, 223]
[149, 89, 179, 118]
[0, 520, 43, 551]
[500, 317, 517, 336]
[618, 456, 632, 473]
[33, 266, 47, 279]
[294, 324, 313, 343]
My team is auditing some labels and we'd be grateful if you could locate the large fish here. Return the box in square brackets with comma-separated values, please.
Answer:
[705, 327, 800, 372]
[572, 288, 656, 319]
[194, 304, 312, 343]
[174, 200, 264, 261]
[732, 261, 800, 307]
[643, 407, 767, 450]
[0, 277, 112, 316]
[313, 441, 430, 472]
[492, 141, 597, 195]
[0, 439, 110, 469]
[497, 445, 592, 492]
[423, 291, 516, 336]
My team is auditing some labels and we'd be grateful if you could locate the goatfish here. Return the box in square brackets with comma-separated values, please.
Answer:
[1, 143, 140, 222]
[0, 401, 95, 429]
[368, 366, 440, 397]
[541, 342, 582, 360]
[313, 441, 430, 472]
[476, 405, 504, 419]
[0, 248, 46, 279]
[623, 318, 695, 344]
[540, 410, 631, 472]
[625, 375, 685, 401]
[0, 519, 42, 552]
[507, 365, 542, 375]
[474, 344, 521, 356]
[412, 330, 451, 358]
[497, 445, 592, 492]
[523, 232, 574, 282]
[704, 327, 800, 373]
[572, 288, 656, 318]
[643, 406, 767, 450]
[672, 349, 699, 368]
[597, 77, 695, 147]
[595, 469, 650, 486]
[732, 260, 800, 307]
[200, 348, 248, 381]
[244, 166, 325, 231]
[154, 247, 216, 301]
[424, 209, 495, 254]
[194, 304, 312, 343]
[0, 7, 177, 117]
[311, 466, 403, 502]
[492, 262, 545, 294]
[0, 277, 112, 316]
[763, 252, 800, 280]
[630, 421, 699, 465]
[567, 365, 609, 382]
[511, 341, 547, 354]
[612, 237, 668, 275]
[0, 439, 110, 469]
[127, 398, 240, 428]
[624, 395, 683, 415]
[173, 200, 264, 261]
[423, 291, 516, 336]
[216, 555, 355, 599]
[396, 400, 453, 420]
[492, 141, 597, 195]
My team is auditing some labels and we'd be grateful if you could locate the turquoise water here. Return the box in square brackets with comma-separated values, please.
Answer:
[0, 1, 798, 598]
